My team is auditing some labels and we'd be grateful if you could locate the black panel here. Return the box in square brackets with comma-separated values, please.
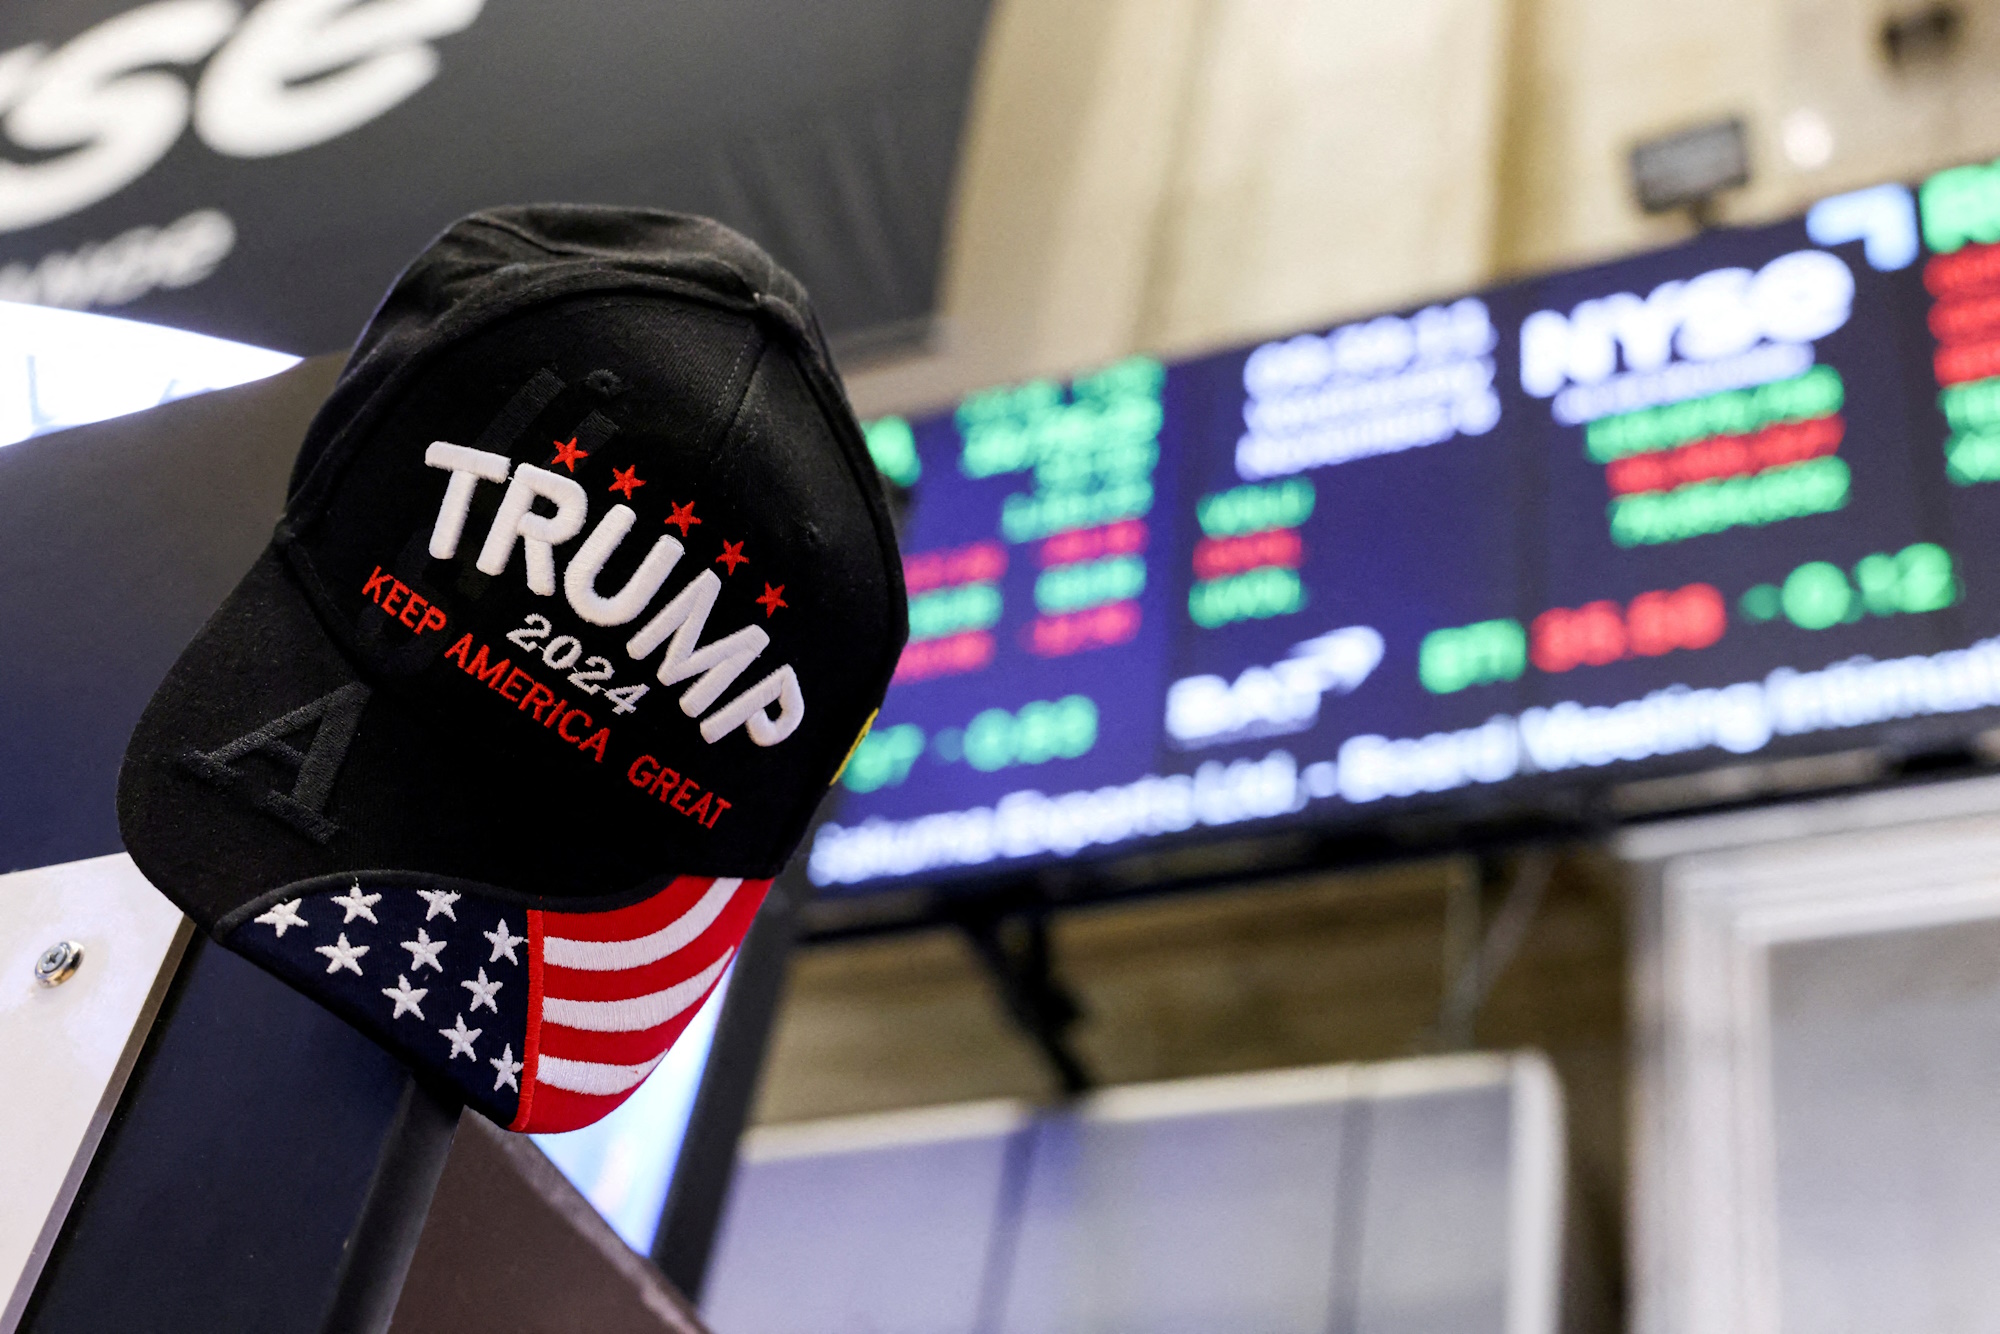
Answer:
[3, 363, 461, 1333]
[0, 355, 340, 874]
[0, 0, 995, 350]
[20, 937, 457, 1334]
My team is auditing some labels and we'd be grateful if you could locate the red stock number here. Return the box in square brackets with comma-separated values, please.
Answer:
[1530, 583, 1724, 673]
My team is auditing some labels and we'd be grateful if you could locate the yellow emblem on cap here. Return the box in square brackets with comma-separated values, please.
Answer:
[830, 710, 879, 786]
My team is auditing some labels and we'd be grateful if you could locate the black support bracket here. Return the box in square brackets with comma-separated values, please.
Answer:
[954, 906, 1093, 1097]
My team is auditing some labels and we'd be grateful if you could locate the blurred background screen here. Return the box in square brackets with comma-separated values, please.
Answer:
[813, 169, 2000, 895]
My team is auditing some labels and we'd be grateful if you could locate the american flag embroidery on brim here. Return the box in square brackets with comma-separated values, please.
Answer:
[228, 874, 769, 1130]
[526, 873, 766, 1131]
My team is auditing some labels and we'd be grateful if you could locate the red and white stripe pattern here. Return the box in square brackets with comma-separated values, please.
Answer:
[510, 873, 769, 1133]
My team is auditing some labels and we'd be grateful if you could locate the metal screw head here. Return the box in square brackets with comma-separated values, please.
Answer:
[34, 940, 82, 987]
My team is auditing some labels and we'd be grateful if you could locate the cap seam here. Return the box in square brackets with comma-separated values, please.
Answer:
[787, 362, 910, 682]
[459, 213, 762, 293]
[705, 322, 772, 462]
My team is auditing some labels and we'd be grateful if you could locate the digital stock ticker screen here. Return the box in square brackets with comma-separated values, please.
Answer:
[810, 161, 2000, 894]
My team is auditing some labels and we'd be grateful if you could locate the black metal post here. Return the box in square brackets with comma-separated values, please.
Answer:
[2, 362, 460, 1334]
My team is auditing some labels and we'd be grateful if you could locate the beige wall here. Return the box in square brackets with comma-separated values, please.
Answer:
[1497, 0, 2000, 274]
[846, 0, 2000, 420]
[847, 0, 1513, 418]
[1135, 0, 1511, 353]
[1781, 0, 2000, 197]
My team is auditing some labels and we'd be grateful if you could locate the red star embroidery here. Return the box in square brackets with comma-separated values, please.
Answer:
[664, 500, 701, 536]
[608, 465, 645, 500]
[755, 583, 788, 617]
[715, 540, 748, 575]
[549, 437, 588, 472]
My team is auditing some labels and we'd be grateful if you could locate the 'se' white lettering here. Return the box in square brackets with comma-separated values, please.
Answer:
[194, 0, 483, 160]
[0, 0, 485, 234]
[0, 0, 239, 234]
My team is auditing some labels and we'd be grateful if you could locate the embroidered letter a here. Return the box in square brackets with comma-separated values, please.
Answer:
[177, 683, 371, 843]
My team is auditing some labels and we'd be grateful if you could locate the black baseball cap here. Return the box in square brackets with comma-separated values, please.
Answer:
[117, 207, 906, 1132]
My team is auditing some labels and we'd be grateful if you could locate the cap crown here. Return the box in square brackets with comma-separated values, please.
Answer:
[122, 208, 904, 914]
